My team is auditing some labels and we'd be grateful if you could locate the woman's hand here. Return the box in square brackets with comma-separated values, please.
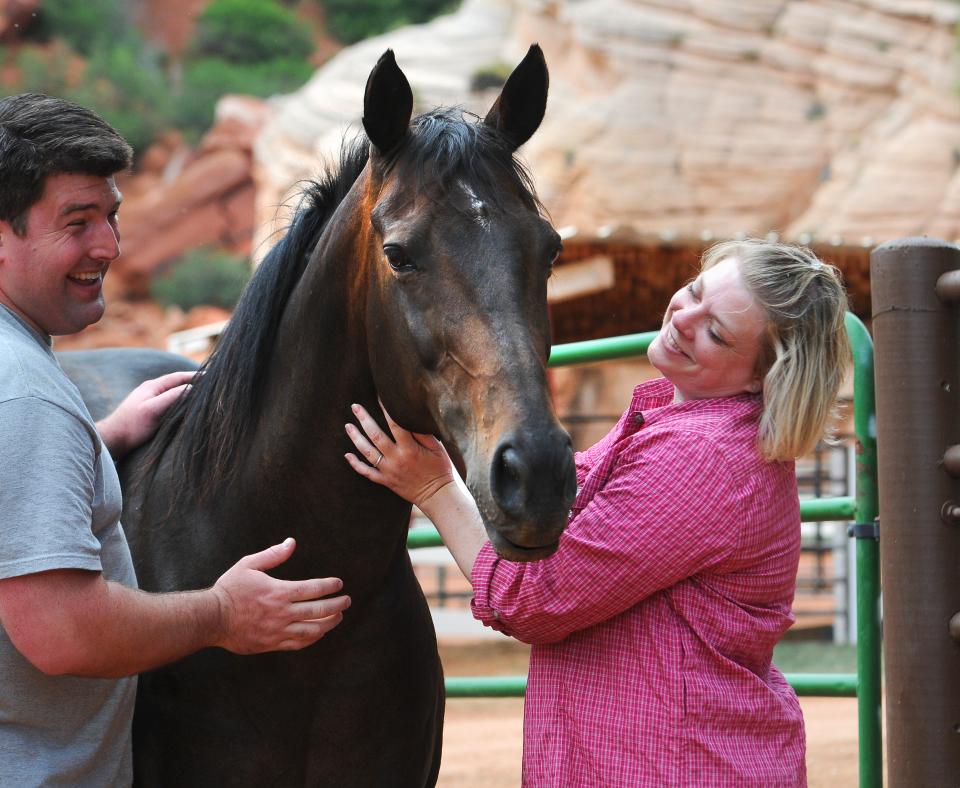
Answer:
[344, 402, 456, 510]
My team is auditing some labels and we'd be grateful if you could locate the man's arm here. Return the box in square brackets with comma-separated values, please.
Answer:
[0, 537, 350, 678]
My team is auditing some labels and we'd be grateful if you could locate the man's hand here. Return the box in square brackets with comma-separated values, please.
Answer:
[212, 537, 351, 654]
[96, 370, 196, 459]
[0, 538, 350, 677]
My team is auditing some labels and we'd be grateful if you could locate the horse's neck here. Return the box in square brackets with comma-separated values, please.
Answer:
[259, 193, 376, 454]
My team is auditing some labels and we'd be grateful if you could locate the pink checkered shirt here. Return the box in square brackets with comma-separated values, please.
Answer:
[471, 377, 806, 787]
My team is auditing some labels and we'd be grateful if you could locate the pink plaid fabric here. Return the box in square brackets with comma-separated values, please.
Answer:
[471, 377, 806, 787]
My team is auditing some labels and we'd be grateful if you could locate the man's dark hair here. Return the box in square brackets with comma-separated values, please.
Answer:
[0, 93, 133, 235]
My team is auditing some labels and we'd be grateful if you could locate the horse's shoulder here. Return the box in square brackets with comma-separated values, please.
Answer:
[57, 347, 198, 421]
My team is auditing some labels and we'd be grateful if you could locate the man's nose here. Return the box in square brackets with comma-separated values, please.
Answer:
[90, 219, 120, 262]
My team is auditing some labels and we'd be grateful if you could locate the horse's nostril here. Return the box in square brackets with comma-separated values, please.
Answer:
[502, 448, 522, 480]
[491, 444, 528, 516]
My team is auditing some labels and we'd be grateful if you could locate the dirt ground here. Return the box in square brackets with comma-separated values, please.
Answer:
[437, 640, 862, 787]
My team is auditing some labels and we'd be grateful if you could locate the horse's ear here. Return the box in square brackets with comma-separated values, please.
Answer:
[483, 44, 549, 151]
[363, 50, 413, 156]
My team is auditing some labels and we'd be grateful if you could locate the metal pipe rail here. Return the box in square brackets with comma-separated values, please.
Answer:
[411, 317, 882, 787]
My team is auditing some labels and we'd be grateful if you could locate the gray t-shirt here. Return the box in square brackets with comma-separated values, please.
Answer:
[0, 305, 136, 787]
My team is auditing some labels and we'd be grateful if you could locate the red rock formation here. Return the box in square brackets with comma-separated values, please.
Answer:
[109, 95, 267, 298]
[0, 0, 39, 42]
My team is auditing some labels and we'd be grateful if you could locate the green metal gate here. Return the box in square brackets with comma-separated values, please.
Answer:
[408, 314, 882, 787]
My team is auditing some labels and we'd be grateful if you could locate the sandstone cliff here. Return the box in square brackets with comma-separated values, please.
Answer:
[253, 0, 960, 246]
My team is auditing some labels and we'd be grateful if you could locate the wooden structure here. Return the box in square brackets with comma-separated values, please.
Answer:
[550, 232, 873, 344]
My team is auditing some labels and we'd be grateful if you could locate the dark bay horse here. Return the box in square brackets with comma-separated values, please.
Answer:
[60, 46, 575, 786]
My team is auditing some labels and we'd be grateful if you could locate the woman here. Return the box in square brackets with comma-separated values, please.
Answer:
[345, 239, 850, 786]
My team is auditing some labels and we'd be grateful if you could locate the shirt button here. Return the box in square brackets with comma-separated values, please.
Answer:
[633, 412, 645, 426]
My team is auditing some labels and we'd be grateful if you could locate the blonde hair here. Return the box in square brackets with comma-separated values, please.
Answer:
[701, 239, 851, 461]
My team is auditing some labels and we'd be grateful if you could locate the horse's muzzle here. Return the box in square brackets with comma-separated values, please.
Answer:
[484, 430, 576, 561]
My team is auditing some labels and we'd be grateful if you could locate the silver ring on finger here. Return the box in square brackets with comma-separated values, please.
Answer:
[374, 452, 384, 468]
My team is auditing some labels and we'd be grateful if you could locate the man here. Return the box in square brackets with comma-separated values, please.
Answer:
[0, 93, 351, 786]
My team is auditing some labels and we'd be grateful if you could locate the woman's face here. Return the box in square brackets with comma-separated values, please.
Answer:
[648, 257, 768, 401]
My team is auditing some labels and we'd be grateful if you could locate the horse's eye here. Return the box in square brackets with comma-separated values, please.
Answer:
[548, 243, 563, 273]
[384, 244, 415, 272]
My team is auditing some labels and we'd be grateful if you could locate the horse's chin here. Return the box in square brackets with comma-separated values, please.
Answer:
[485, 530, 561, 562]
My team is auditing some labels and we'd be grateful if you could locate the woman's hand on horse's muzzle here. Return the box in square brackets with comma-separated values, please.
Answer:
[344, 402, 456, 511]
[210, 537, 351, 654]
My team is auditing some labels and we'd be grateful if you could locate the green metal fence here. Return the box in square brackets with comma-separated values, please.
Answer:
[408, 314, 882, 788]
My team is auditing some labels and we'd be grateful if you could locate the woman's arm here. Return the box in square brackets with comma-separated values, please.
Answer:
[345, 405, 745, 646]
[467, 432, 744, 643]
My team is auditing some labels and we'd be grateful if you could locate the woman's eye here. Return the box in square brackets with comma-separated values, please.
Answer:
[384, 245, 415, 271]
[708, 328, 725, 345]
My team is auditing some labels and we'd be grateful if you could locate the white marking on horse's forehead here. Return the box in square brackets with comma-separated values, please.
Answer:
[459, 180, 489, 229]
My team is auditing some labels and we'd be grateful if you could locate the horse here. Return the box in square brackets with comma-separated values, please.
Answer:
[59, 45, 576, 786]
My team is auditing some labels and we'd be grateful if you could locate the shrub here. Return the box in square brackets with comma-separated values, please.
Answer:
[71, 43, 175, 155]
[320, 0, 460, 44]
[469, 61, 511, 92]
[192, 0, 314, 64]
[10, 43, 70, 95]
[151, 249, 251, 311]
[176, 56, 314, 138]
[2, 41, 174, 156]
[33, 0, 129, 56]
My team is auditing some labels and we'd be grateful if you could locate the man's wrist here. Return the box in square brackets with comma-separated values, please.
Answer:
[96, 415, 128, 458]
[203, 586, 231, 650]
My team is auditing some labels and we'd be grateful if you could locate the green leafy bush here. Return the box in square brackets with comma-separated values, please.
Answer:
[193, 0, 314, 63]
[71, 44, 175, 155]
[10, 43, 70, 94]
[4, 41, 174, 155]
[469, 61, 511, 92]
[151, 249, 251, 311]
[33, 0, 129, 56]
[176, 56, 313, 137]
[7, 0, 320, 150]
[321, 0, 460, 44]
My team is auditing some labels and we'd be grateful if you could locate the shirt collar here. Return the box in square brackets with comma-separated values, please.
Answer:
[631, 376, 763, 426]
[0, 303, 54, 351]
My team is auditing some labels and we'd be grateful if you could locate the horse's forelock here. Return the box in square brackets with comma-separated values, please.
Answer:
[395, 108, 542, 214]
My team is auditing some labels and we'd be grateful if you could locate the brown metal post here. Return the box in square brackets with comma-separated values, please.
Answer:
[871, 237, 960, 785]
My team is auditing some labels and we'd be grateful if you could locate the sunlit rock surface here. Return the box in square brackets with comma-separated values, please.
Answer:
[254, 0, 960, 246]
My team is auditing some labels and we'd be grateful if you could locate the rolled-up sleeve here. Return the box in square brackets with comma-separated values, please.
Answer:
[471, 428, 744, 644]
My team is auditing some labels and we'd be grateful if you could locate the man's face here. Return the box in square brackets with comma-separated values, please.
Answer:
[0, 172, 121, 336]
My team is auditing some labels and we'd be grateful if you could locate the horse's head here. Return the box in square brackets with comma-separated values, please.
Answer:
[359, 46, 576, 561]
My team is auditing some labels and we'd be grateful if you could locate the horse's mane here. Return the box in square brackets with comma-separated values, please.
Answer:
[140, 138, 369, 502]
[142, 109, 542, 505]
